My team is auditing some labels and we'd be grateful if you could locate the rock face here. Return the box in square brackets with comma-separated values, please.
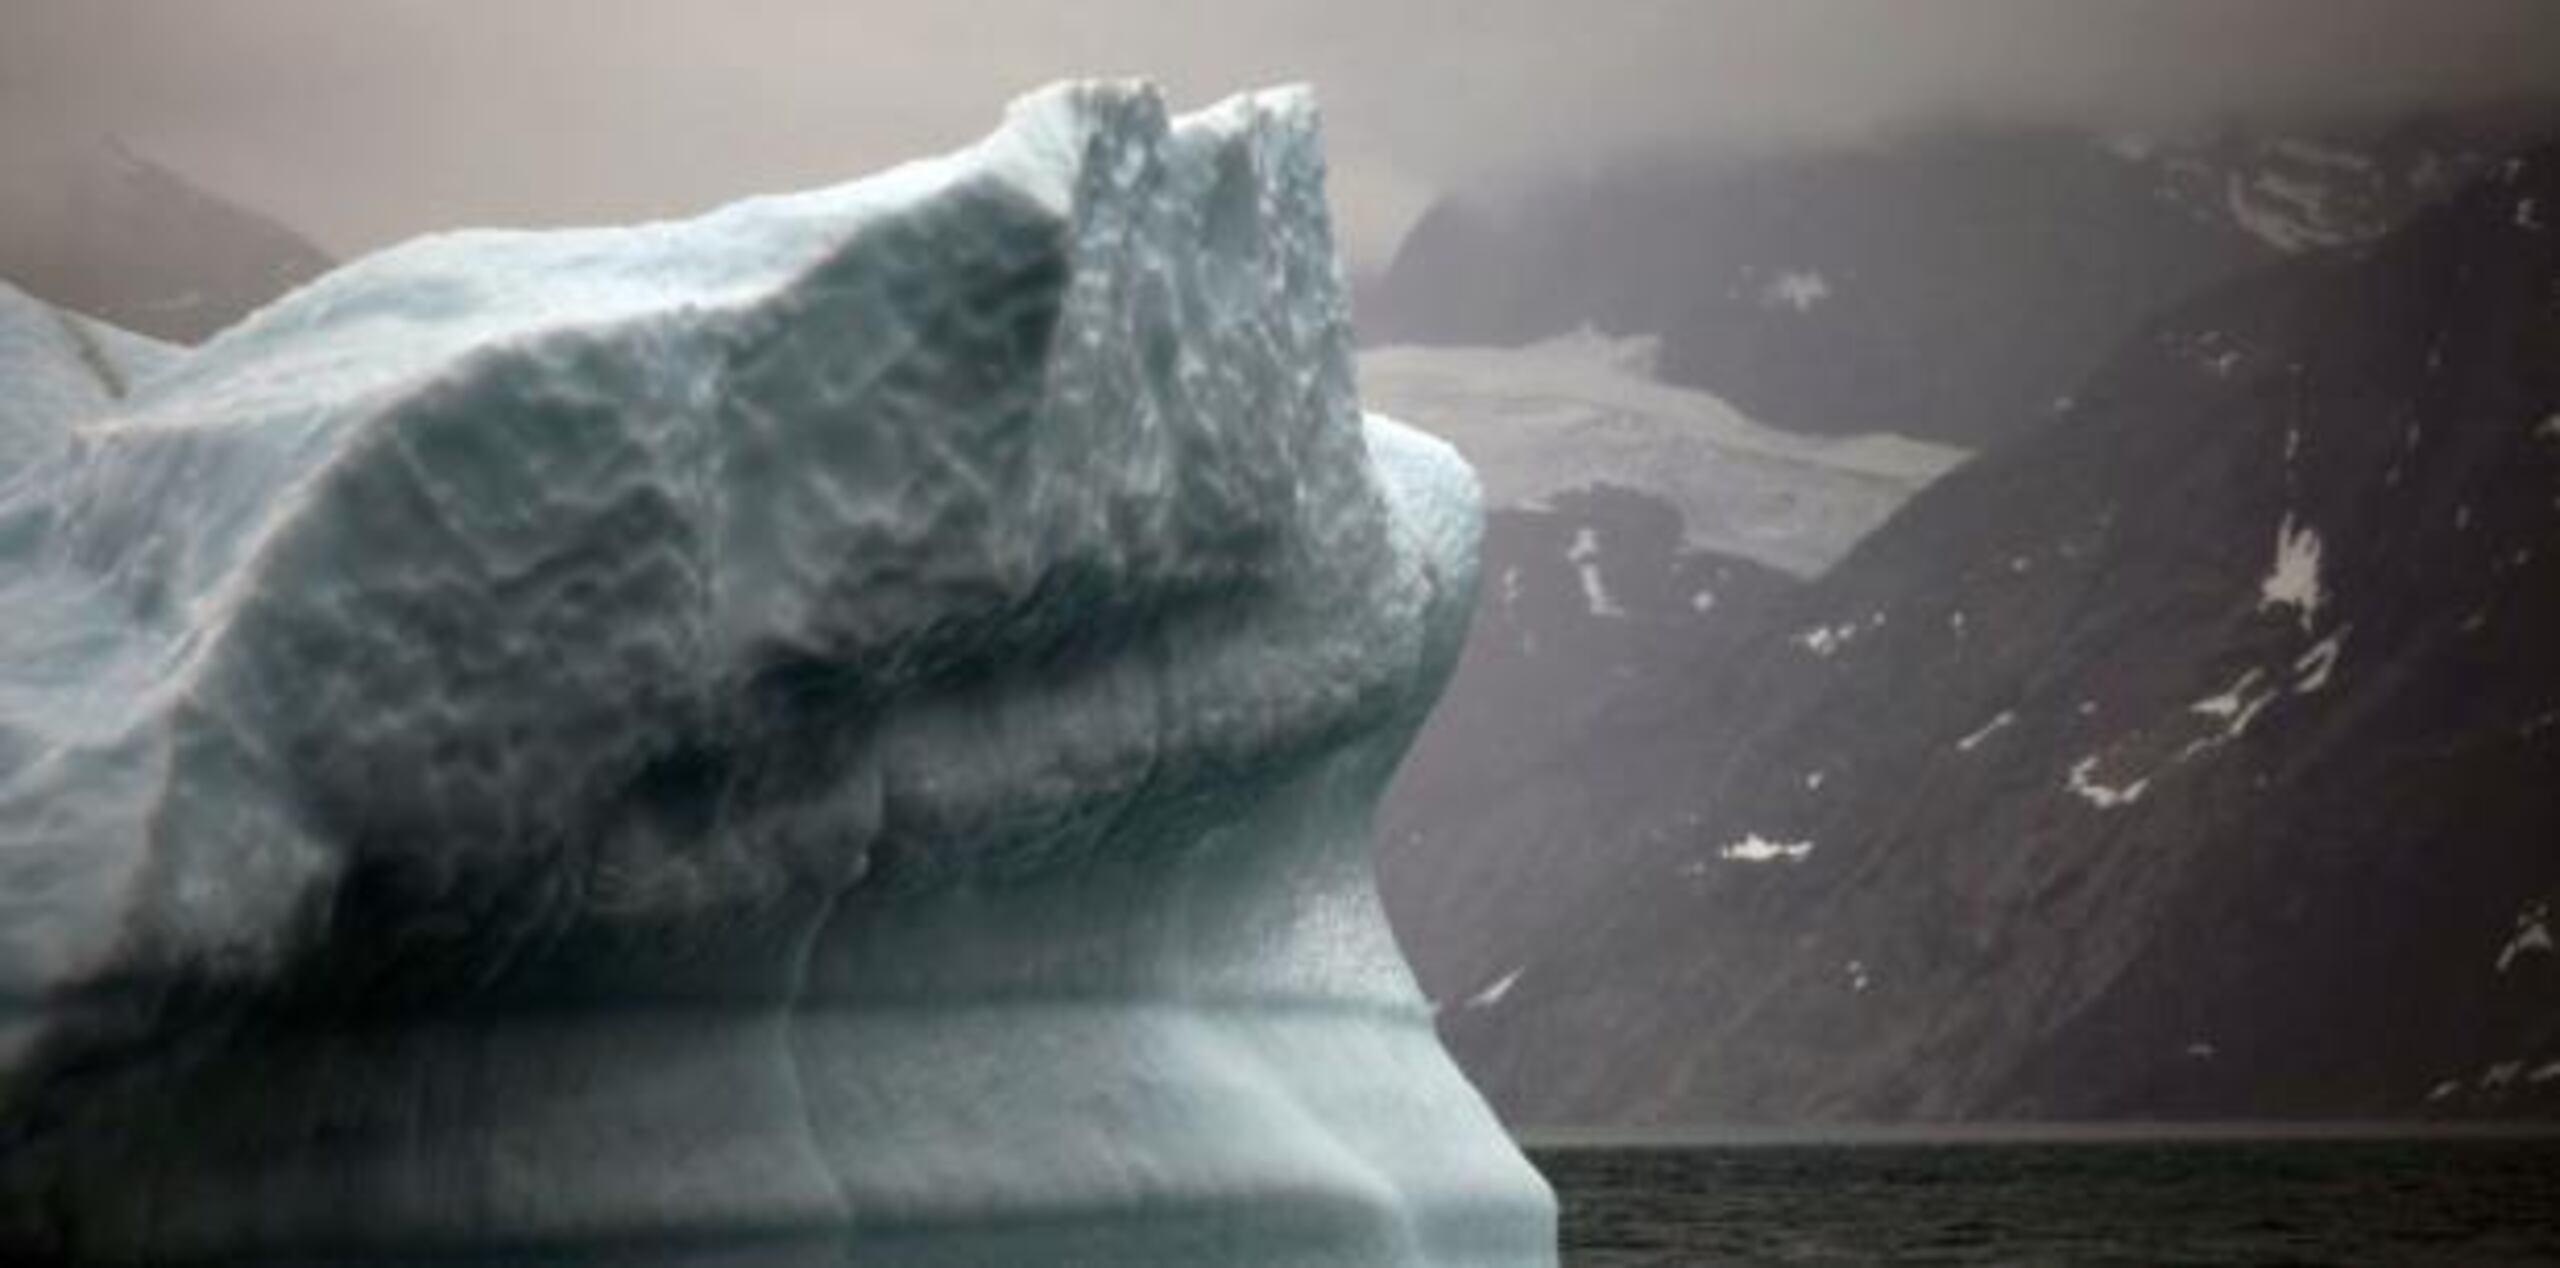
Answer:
[1391, 142, 2560, 1127]
[0, 138, 334, 344]
[0, 82, 1552, 1265]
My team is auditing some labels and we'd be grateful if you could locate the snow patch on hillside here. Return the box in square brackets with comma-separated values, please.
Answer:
[1720, 834, 1815, 864]
[1797, 621, 1860, 657]
[1465, 968, 1524, 1010]
[1955, 710, 2017, 753]
[2259, 514, 2327, 631]
[2185, 668, 2278, 752]
[2498, 902, 2553, 972]
[1762, 271, 1832, 313]
[1566, 526, 1625, 618]
[2293, 631, 2346, 694]
[2067, 756, 2151, 809]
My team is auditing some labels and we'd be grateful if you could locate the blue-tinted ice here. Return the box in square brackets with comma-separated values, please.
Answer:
[0, 82, 1555, 1264]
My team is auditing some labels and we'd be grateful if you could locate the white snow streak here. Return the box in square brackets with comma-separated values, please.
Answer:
[2498, 903, 2553, 972]
[2259, 514, 2327, 632]
[2184, 668, 2278, 754]
[2067, 756, 2151, 809]
[1466, 968, 1524, 1010]
[1720, 833, 1815, 864]
[1955, 710, 2018, 753]
[1796, 621, 1859, 657]
[1566, 527, 1626, 618]
[2293, 631, 2346, 694]
[1762, 271, 1832, 313]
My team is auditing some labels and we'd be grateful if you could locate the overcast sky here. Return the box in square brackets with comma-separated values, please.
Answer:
[5, 1, 2557, 270]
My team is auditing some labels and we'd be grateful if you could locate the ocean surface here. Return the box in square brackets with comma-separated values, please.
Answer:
[1529, 1130, 2560, 1266]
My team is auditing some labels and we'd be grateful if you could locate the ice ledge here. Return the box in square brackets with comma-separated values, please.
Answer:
[0, 82, 1553, 1263]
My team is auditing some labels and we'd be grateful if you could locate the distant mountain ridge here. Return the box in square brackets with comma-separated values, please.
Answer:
[0, 138, 332, 343]
[1362, 115, 2548, 448]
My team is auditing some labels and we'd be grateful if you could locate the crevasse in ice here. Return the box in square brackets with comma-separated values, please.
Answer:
[0, 82, 1556, 1263]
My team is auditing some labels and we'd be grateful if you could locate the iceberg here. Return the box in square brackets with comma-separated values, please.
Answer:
[0, 83, 1554, 1264]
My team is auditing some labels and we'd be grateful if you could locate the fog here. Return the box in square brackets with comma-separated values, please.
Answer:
[4, 1, 2556, 269]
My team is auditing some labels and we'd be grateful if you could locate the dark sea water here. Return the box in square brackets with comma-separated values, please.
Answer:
[1530, 1132, 2560, 1266]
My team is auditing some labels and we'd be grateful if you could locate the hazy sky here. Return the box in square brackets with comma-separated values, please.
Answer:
[5, 1, 2557, 269]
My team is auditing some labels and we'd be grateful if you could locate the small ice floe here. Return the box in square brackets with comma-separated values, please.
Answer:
[1844, 959, 1872, 993]
[1955, 710, 2018, 754]
[1567, 527, 1626, 618]
[2008, 555, 2033, 574]
[2259, 514, 2327, 632]
[2481, 1060, 2525, 1090]
[1796, 621, 1859, 657]
[1498, 566, 1522, 608]
[2538, 413, 2560, 442]
[2077, 700, 2100, 717]
[1948, 610, 1968, 638]
[1465, 967, 1524, 1010]
[2521, 710, 2560, 740]
[2520, 198, 2546, 231]
[2184, 1040, 2218, 1060]
[1803, 770, 1827, 792]
[2067, 756, 2150, 809]
[1720, 833, 1815, 864]
[2531, 1060, 2560, 1085]
[2293, 631, 2346, 694]
[1690, 589, 1716, 613]
[2497, 902, 2554, 972]
[2455, 504, 2474, 532]
[1762, 270, 1832, 313]
[2283, 426, 2302, 464]
[2427, 1079, 2462, 1103]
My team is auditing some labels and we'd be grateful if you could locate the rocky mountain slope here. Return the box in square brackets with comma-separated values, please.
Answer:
[1384, 143, 2560, 1125]
[0, 138, 331, 343]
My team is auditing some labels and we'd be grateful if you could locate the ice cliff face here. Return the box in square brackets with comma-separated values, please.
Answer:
[0, 82, 1553, 1265]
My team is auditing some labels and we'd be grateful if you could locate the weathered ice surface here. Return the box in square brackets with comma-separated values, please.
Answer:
[0, 81, 1554, 1265]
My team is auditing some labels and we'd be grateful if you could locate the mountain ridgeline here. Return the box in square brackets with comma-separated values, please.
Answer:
[0, 139, 332, 344]
[1361, 120, 2530, 449]
[1383, 140, 2560, 1125]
